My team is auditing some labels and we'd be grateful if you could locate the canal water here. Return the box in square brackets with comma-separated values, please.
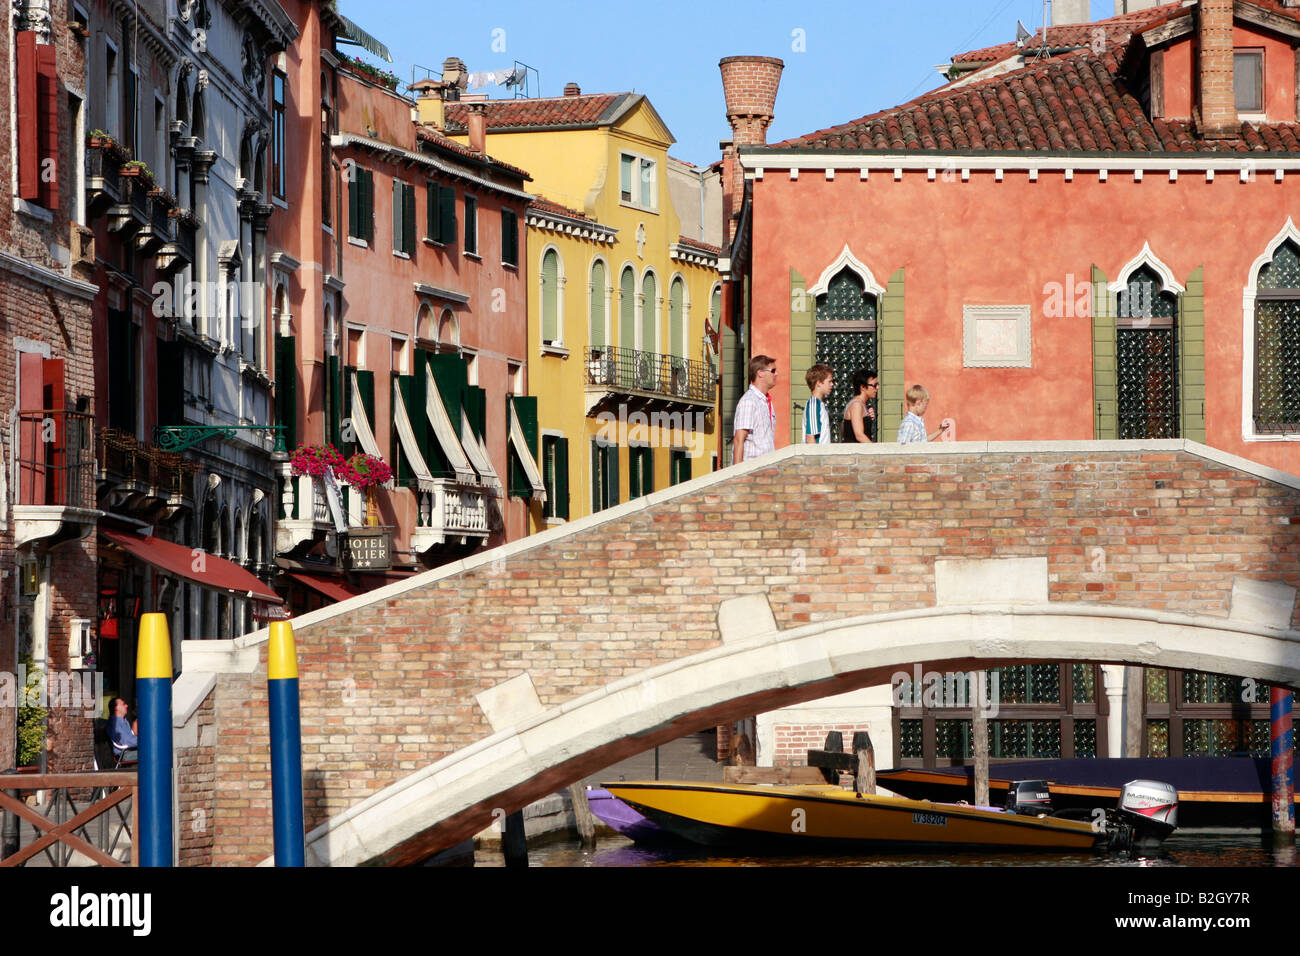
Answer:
[474, 832, 1296, 867]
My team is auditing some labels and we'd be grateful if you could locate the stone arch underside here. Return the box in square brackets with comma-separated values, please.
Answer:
[295, 603, 1300, 867]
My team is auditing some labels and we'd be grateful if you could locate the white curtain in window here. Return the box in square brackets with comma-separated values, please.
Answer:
[348, 371, 385, 462]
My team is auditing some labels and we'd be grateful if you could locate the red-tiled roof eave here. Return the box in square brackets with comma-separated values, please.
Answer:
[676, 235, 722, 256]
[528, 197, 595, 222]
[443, 93, 631, 133]
[414, 126, 532, 180]
[337, 134, 534, 193]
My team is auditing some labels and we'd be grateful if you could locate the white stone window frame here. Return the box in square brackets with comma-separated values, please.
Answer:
[619, 149, 658, 213]
[1242, 217, 1300, 442]
[962, 304, 1032, 368]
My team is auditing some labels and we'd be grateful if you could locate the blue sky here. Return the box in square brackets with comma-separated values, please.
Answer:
[341, 1, 1122, 165]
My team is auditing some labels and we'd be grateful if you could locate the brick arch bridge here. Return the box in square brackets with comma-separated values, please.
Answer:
[174, 441, 1300, 866]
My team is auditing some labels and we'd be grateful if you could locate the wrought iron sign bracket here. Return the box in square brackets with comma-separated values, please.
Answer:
[153, 424, 287, 453]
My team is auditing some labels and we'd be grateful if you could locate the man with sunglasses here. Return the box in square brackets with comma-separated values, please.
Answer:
[733, 355, 778, 463]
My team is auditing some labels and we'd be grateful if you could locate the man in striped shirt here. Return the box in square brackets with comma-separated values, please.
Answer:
[803, 363, 833, 444]
[733, 355, 778, 463]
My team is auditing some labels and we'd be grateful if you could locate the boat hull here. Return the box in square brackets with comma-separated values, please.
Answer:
[604, 781, 1100, 851]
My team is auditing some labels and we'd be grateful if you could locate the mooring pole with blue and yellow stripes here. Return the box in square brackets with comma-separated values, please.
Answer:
[1272, 687, 1295, 843]
[268, 620, 305, 866]
[137, 612, 174, 867]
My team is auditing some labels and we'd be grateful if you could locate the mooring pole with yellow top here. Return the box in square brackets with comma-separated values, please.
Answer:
[137, 612, 173, 867]
[268, 619, 305, 866]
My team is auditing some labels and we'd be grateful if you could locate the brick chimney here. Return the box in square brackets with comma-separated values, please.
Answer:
[564, 82, 581, 96]
[718, 56, 783, 244]
[464, 102, 487, 153]
[1198, 0, 1237, 139]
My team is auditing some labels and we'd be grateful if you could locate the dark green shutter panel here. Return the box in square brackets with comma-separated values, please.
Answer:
[501, 208, 517, 264]
[591, 441, 601, 512]
[670, 279, 684, 358]
[348, 168, 360, 238]
[789, 268, 814, 443]
[440, 185, 456, 244]
[556, 437, 569, 519]
[365, 170, 375, 243]
[392, 179, 403, 251]
[590, 260, 606, 350]
[1092, 265, 1117, 439]
[508, 395, 539, 499]
[354, 368, 377, 451]
[404, 183, 415, 254]
[542, 249, 559, 342]
[720, 314, 743, 456]
[464, 196, 477, 252]
[341, 364, 356, 454]
[629, 448, 641, 499]
[640, 447, 653, 496]
[465, 385, 487, 440]
[878, 267, 906, 441]
[395, 369, 428, 485]
[608, 443, 619, 506]
[275, 335, 297, 449]
[619, 267, 635, 350]
[641, 274, 656, 353]
[425, 352, 468, 478]
[1180, 265, 1206, 442]
[426, 180, 436, 240]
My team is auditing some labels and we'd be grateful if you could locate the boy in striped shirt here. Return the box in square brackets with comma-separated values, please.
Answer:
[803, 364, 833, 444]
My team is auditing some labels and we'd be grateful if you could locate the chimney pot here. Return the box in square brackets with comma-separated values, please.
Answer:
[564, 82, 581, 96]
[464, 102, 487, 153]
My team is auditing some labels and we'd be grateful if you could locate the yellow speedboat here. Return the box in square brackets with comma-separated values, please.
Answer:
[602, 779, 1173, 852]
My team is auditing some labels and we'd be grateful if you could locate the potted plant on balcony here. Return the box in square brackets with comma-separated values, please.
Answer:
[289, 442, 345, 480]
[336, 452, 393, 526]
[345, 55, 400, 92]
[149, 184, 178, 208]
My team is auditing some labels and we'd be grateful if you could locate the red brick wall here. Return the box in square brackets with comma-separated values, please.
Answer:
[177, 693, 216, 866]
[188, 446, 1300, 863]
[773, 724, 872, 768]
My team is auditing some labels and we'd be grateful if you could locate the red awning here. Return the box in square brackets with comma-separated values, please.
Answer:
[100, 528, 283, 604]
[288, 572, 364, 603]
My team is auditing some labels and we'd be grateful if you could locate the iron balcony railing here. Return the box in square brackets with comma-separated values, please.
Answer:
[97, 426, 197, 497]
[586, 346, 713, 402]
[13, 409, 95, 509]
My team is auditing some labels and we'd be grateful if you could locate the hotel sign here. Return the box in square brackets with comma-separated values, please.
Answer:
[345, 528, 392, 570]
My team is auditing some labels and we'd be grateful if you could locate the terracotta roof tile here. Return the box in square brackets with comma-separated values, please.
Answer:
[676, 235, 722, 256]
[415, 125, 532, 179]
[528, 196, 595, 222]
[444, 93, 632, 133]
[951, 3, 1182, 64]
[772, 31, 1300, 156]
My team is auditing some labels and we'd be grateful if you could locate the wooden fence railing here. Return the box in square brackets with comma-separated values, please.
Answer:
[0, 772, 138, 867]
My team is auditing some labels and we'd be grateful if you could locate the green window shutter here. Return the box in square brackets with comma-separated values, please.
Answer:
[589, 260, 606, 350]
[1091, 264, 1118, 439]
[629, 447, 641, 499]
[465, 385, 487, 440]
[620, 155, 633, 202]
[354, 368, 377, 451]
[556, 437, 569, 519]
[440, 185, 456, 245]
[789, 268, 814, 443]
[641, 273, 657, 352]
[670, 279, 684, 357]
[619, 267, 636, 350]
[508, 395, 539, 499]
[878, 267, 906, 441]
[275, 335, 297, 450]
[404, 183, 416, 255]
[341, 364, 357, 454]
[426, 352, 468, 478]
[426, 180, 436, 240]
[395, 369, 429, 485]
[542, 249, 559, 343]
[392, 179, 403, 252]
[607, 443, 619, 506]
[502, 208, 518, 265]
[591, 440, 601, 512]
[464, 195, 477, 253]
[721, 315, 743, 452]
[364, 169, 375, 244]
[1180, 265, 1206, 442]
[348, 168, 361, 239]
[671, 448, 690, 485]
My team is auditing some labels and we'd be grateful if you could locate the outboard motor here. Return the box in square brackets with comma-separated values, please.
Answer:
[1113, 779, 1179, 852]
[1005, 779, 1053, 816]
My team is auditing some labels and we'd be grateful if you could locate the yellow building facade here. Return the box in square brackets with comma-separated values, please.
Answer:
[445, 91, 722, 528]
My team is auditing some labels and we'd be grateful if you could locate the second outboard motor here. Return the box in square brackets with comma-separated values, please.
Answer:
[1005, 779, 1053, 816]
[1113, 779, 1179, 852]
